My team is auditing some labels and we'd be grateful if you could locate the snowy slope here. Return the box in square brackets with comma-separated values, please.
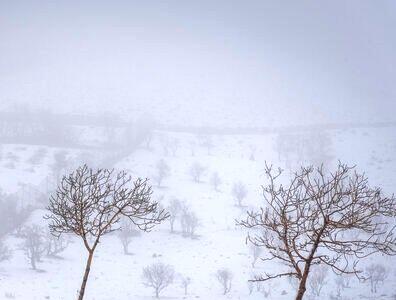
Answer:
[0, 127, 395, 300]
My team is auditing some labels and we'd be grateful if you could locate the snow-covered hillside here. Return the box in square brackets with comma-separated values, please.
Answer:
[0, 127, 395, 300]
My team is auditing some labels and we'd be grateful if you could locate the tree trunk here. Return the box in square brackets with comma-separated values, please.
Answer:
[295, 266, 310, 300]
[295, 276, 308, 300]
[122, 242, 129, 255]
[155, 288, 159, 298]
[31, 256, 36, 270]
[170, 220, 174, 233]
[78, 251, 94, 300]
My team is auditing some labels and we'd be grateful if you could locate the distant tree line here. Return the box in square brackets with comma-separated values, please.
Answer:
[0, 109, 155, 150]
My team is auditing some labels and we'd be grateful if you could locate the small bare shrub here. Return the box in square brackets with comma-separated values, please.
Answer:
[365, 263, 388, 293]
[180, 205, 199, 238]
[167, 198, 182, 233]
[180, 275, 191, 295]
[45, 231, 70, 257]
[142, 262, 175, 298]
[250, 244, 262, 268]
[232, 181, 247, 207]
[117, 218, 141, 255]
[210, 172, 222, 192]
[22, 225, 46, 270]
[0, 239, 11, 262]
[308, 265, 328, 296]
[153, 159, 170, 187]
[188, 162, 206, 183]
[216, 268, 232, 295]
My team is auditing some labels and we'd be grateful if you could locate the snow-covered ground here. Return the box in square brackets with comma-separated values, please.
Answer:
[0, 127, 395, 300]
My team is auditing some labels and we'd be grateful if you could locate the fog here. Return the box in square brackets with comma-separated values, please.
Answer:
[0, 1, 395, 300]
[1, 0, 396, 126]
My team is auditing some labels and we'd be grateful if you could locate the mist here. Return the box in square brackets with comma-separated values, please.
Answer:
[1, 0, 396, 126]
[0, 1, 395, 300]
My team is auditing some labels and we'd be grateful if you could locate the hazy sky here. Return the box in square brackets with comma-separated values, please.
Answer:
[1, 1, 395, 126]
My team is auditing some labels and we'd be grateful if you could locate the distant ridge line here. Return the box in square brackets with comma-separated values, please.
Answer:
[156, 121, 396, 135]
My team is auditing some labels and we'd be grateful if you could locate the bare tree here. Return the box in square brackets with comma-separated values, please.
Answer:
[143, 131, 154, 150]
[189, 140, 196, 157]
[365, 263, 387, 293]
[247, 281, 254, 295]
[160, 136, 171, 156]
[260, 282, 272, 298]
[136, 113, 156, 150]
[250, 244, 263, 268]
[0, 239, 11, 262]
[334, 273, 353, 291]
[188, 162, 206, 183]
[180, 274, 191, 295]
[200, 136, 214, 155]
[210, 172, 222, 192]
[153, 159, 170, 187]
[232, 181, 247, 207]
[180, 205, 199, 238]
[167, 198, 182, 233]
[46, 165, 168, 300]
[45, 231, 70, 257]
[249, 145, 257, 161]
[22, 225, 46, 270]
[308, 264, 328, 296]
[216, 268, 232, 295]
[117, 217, 141, 255]
[0, 191, 31, 237]
[142, 262, 175, 298]
[52, 150, 70, 183]
[275, 131, 333, 172]
[169, 138, 179, 157]
[238, 162, 396, 300]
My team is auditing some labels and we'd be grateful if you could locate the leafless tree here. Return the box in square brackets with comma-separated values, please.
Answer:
[210, 172, 222, 192]
[250, 244, 263, 268]
[180, 205, 199, 238]
[0, 239, 11, 262]
[160, 136, 171, 156]
[21, 225, 46, 270]
[189, 140, 196, 157]
[117, 217, 141, 255]
[45, 231, 70, 257]
[238, 162, 396, 300]
[167, 198, 182, 233]
[169, 138, 179, 157]
[275, 131, 333, 172]
[45, 165, 168, 300]
[153, 159, 171, 187]
[260, 282, 272, 298]
[143, 131, 153, 150]
[216, 268, 232, 295]
[136, 113, 156, 150]
[365, 263, 388, 293]
[0, 191, 31, 237]
[308, 264, 328, 296]
[249, 145, 257, 161]
[200, 136, 214, 155]
[334, 273, 353, 291]
[179, 274, 191, 295]
[188, 162, 206, 183]
[247, 281, 254, 295]
[232, 181, 247, 207]
[142, 262, 175, 298]
[248, 278, 269, 296]
[52, 150, 70, 183]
